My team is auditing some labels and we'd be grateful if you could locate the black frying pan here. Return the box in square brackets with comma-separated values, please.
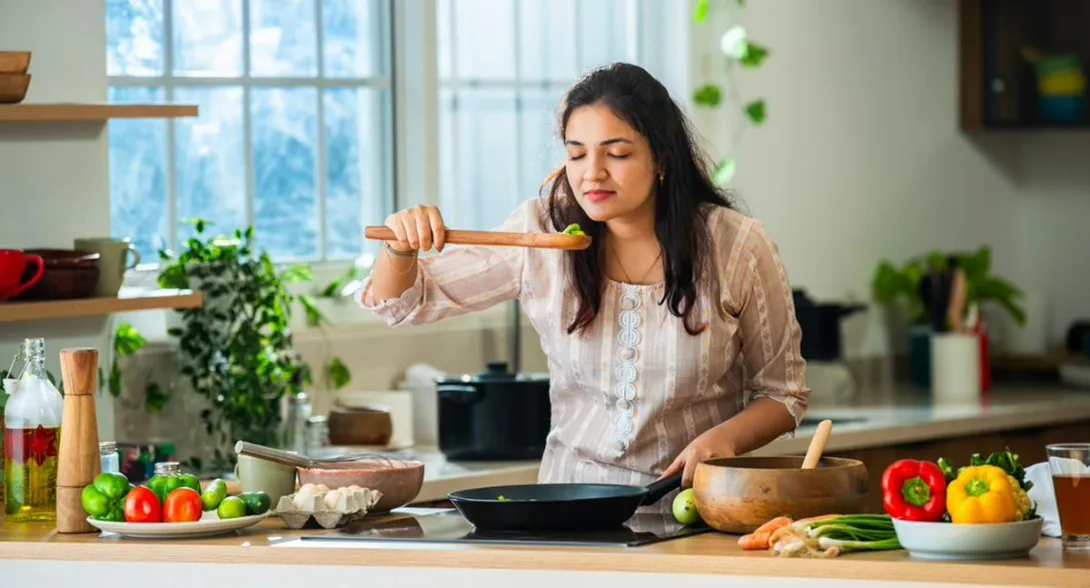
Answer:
[446, 473, 682, 532]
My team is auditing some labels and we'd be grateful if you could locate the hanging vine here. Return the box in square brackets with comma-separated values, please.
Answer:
[691, 0, 770, 186]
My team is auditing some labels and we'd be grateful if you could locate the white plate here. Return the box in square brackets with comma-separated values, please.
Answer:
[87, 511, 270, 539]
[892, 517, 1043, 561]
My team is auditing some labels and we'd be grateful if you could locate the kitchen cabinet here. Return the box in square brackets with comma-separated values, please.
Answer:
[828, 418, 1090, 514]
[960, 0, 1090, 130]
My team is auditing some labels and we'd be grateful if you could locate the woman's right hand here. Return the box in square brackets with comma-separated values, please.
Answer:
[384, 205, 448, 253]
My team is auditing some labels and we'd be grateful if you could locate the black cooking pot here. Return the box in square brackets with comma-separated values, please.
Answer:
[436, 362, 551, 461]
[792, 289, 866, 361]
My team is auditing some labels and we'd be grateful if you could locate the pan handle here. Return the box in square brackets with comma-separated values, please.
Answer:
[640, 472, 682, 506]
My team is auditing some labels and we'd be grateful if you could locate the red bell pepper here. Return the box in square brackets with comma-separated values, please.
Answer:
[880, 459, 947, 522]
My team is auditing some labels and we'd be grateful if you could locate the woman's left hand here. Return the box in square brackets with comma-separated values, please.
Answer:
[659, 425, 737, 488]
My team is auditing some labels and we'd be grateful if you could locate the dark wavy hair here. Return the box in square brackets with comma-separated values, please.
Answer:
[540, 62, 735, 336]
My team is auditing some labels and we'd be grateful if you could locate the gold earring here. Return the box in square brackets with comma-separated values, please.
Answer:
[659, 171, 665, 183]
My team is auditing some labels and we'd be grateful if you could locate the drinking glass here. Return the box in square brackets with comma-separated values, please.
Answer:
[1046, 443, 1090, 551]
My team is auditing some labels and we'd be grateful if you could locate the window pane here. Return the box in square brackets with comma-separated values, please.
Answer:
[323, 0, 387, 78]
[173, 0, 243, 77]
[174, 87, 246, 244]
[577, 0, 632, 74]
[108, 86, 168, 263]
[107, 0, 164, 76]
[250, 0, 318, 77]
[324, 88, 386, 260]
[519, 89, 564, 198]
[252, 88, 319, 261]
[447, 0, 516, 81]
[438, 89, 520, 231]
[518, 0, 577, 82]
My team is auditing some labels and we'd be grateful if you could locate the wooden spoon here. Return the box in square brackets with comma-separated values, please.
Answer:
[801, 419, 833, 469]
[364, 226, 592, 251]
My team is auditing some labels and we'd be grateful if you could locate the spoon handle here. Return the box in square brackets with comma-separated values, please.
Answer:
[801, 419, 833, 469]
[234, 441, 312, 468]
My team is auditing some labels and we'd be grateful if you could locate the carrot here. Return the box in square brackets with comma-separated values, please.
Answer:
[738, 516, 792, 550]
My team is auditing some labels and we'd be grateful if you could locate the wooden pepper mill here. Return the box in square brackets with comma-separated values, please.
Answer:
[56, 348, 101, 534]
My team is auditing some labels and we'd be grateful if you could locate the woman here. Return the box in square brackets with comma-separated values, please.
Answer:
[358, 62, 810, 508]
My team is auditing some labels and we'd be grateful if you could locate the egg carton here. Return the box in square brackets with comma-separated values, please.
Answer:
[272, 483, 384, 529]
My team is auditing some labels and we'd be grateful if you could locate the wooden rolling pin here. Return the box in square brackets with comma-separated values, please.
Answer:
[364, 226, 592, 251]
[56, 348, 101, 534]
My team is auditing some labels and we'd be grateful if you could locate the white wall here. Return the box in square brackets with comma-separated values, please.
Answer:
[685, 0, 1088, 356]
[0, 0, 116, 437]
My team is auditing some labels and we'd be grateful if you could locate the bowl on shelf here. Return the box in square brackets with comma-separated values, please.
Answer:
[296, 459, 425, 513]
[17, 248, 100, 300]
[892, 518, 1044, 561]
[327, 405, 394, 447]
[0, 73, 30, 104]
[0, 51, 31, 74]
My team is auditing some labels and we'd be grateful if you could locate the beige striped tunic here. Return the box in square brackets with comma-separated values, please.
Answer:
[357, 198, 810, 513]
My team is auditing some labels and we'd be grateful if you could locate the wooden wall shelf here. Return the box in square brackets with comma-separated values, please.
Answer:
[0, 289, 203, 323]
[0, 103, 199, 123]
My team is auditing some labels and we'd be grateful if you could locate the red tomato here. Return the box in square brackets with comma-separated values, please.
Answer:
[124, 486, 162, 523]
[163, 487, 203, 523]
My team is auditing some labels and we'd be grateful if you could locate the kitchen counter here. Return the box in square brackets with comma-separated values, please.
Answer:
[760, 384, 1090, 456]
[0, 511, 1088, 587]
[396, 385, 1090, 505]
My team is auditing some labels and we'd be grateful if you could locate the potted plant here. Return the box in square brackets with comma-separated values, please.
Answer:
[112, 219, 357, 474]
[871, 246, 1026, 386]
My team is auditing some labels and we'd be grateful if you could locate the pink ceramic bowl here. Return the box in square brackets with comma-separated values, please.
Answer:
[297, 460, 425, 512]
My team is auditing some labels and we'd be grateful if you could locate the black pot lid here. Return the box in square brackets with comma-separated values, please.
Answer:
[437, 362, 549, 384]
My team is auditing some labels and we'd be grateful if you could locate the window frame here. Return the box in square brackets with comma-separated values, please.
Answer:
[118, 0, 691, 332]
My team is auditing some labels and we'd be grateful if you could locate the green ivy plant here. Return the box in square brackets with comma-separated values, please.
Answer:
[691, 0, 770, 186]
[871, 246, 1026, 329]
[110, 219, 358, 472]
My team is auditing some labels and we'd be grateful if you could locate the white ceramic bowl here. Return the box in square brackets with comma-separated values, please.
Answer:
[892, 518, 1044, 561]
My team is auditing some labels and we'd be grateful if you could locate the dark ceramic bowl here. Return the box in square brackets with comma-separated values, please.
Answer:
[18, 248, 100, 300]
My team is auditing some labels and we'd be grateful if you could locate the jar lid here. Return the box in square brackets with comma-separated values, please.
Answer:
[99, 441, 117, 453]
[307, 415, 328, 425]
[153, 461, 181, 474]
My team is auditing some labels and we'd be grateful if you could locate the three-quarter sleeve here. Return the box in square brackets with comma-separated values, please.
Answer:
[724, 218, 811, 426]
[355, 199, 536, 327]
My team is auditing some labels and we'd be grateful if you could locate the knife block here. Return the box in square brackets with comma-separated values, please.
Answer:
[56, 348, 101, 534]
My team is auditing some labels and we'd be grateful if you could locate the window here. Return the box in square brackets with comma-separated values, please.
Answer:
[106, 0, 395, 265]
[106, 0, 674, 268]
[435, 0, 641, 231]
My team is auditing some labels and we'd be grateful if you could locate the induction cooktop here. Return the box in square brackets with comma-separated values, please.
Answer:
[299, 508, 712, 548]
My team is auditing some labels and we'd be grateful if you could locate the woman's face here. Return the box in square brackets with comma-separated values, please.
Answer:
[564, 103, 657, 223]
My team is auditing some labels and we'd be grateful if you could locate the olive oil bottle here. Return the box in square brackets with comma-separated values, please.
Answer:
[4, 338, 64, 522]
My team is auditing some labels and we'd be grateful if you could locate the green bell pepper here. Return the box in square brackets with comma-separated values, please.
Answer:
[81, 472, 134, 522]
[147, 473, 184, 504]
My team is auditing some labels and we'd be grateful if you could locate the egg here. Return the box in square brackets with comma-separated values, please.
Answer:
[323, 489, 343, 509]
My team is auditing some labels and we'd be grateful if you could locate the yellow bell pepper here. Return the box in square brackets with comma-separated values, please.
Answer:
[946, 465, 1017, 524]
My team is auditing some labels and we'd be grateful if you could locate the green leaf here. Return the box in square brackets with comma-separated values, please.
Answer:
[712, 158, 736, 186]
[692, 84, 722, 108]
[280, 264, 313, 283]
[326, 357, 351, 389]
[736, 0, 745, 5]
[297, 294, 326, 328]
[745, 99, 767, 125]
[872, 261, 912, 302]
[740, 41, 769, 68]
[693, 0, 710, 23]
[113, 323, 147, 357]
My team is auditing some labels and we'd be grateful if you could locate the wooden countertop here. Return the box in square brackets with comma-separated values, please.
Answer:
[2, 514, 1088, 587]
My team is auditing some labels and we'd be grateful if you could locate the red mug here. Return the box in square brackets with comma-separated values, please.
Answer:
[0, 250, 45, 301]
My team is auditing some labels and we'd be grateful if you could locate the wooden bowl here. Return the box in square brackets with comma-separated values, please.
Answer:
[17, 248, 100, 300]
[0, 52, 31, 74]
[0, 74, 30, 104]
[297, 459, 425, 513]
[692, 455, 870, 534]
[327, 405, 393, 447]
